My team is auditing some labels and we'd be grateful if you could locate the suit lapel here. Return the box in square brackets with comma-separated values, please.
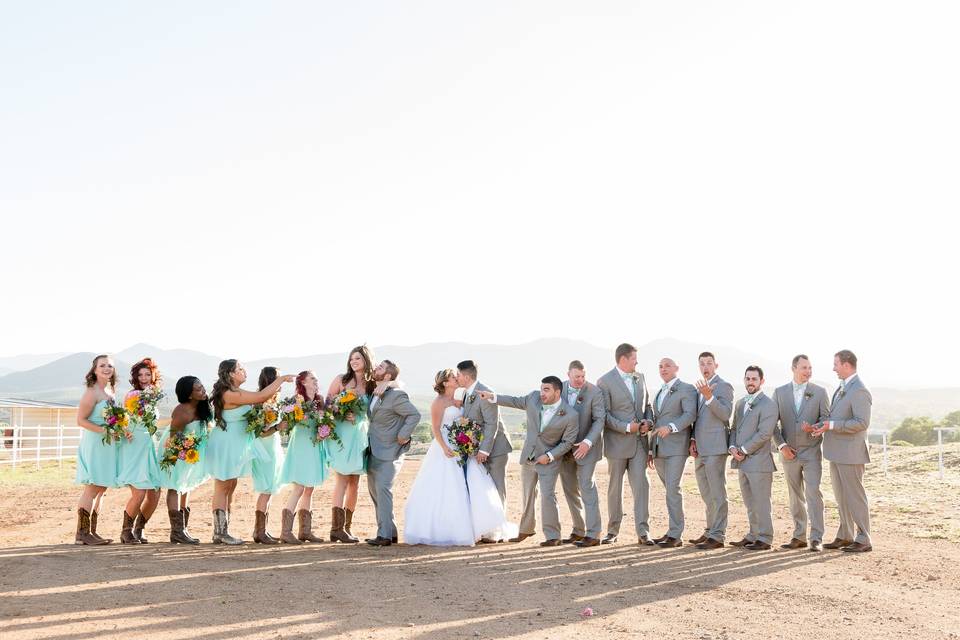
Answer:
[532, 398, 543, 433]
[371, 389, 389, 417]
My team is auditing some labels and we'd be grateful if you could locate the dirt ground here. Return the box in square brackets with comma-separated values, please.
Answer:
[1, 444, 958, 640]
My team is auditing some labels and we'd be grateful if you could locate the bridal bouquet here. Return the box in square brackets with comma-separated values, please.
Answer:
[123, 387, 166, 436]
[278, 394, 309, 435]
[245, 402, 279, 437]
[100, 399, 131, 445]
[159, 427, 207, 471]
[314, 406, 343, 449]
[446, 416, 484, 467]
[329, 389, 365, 423]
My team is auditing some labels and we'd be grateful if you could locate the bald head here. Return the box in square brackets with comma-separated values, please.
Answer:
[658, 358, 678, 383]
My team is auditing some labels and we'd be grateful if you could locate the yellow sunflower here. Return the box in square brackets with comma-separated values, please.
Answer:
[185, 449, 200, 464]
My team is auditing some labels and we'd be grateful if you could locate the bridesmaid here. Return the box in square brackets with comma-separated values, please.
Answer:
[278, 370, 328, 544]
[207, 359, 293, 545]
[75, 354, 124, 545]
[325, 345, 374, 543]
[158, 376, 212, 544]
[116, 358, 163, 544]
[250, 366, 285, 544]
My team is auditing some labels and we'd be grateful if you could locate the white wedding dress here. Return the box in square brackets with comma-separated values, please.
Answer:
[403, 404, 517, 545]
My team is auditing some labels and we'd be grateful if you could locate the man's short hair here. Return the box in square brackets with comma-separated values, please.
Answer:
[835, 350, 857, 368]
[615, 343, 636, 362]
[568, 360, 585, 371]
[745, 365, 764, 379]
[698, 351, 716, 361]
[541, 376, 563, 393]
[457, 360, 478, 378]
[791, 354, 810, 368]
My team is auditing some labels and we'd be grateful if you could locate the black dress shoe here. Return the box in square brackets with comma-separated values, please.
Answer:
[823, 538, 853, 550]
[729, 538, 752, 547]
[637, 535, 655, 546]
[657, 537, 682, 548]
[600, 534, 617, 545]
[574, 537, 600, 548]
[841, 542, 872, 553]
[366, 536, 392, 546]
[508, 533, 533, 543]
[562, 533, 585, 544]
[392, 537, 399, 544]
[809, 540, 823, 552]
[696, 538, 724, 550]
[744, 541, 771, 551]
[688, 534, 708, 545]
[539, 539, 561, 547]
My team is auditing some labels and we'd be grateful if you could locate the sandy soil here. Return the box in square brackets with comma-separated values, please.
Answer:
[1, 444, 958, 640]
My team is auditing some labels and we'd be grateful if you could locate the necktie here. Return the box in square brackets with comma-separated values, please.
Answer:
[623, 375, 636, 401]
[794, 386, 802, 414]
[657, 385, 668, 411]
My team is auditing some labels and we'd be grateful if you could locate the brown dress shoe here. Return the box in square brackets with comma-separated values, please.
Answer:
[652, 533, 670, 544]
[729, 538, 752, 547]
[539, 539, 561, 547]
[823, 538, 853, 550]
[696, 538, 724, 550]
[688, 534, 708, 545]
[600, 534, 618, 544]
[841, 542, 872, 553]
[508, 533, 533, 543]
[745, 541, 772, 550]
[657, 537, 682, 548]
[780, 538, 807, 549]
[562, 533, 585, 544]
[574, 537, 600, 548]
[637, 535, 655, 546]
[809, 540, 823, 552]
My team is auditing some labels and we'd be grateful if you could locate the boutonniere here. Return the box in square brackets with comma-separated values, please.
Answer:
[558, 408, 567, 417]
[804, 391, 813, 399]
[668, 386, 677, 395]
[575, 395, 584, 405]
[469, 394, 476, 403]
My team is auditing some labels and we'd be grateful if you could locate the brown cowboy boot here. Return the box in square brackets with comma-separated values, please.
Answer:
[329, 506, 354, 543]
[297, 510, 325, 543]
[344, 508, 360, 542]
[179, 510, 200, 544]
[261, 511, 280, 544]
[254, 510, 280, 544]
[279, 509, 301, 544]
[120, 510, 141, 544]
[75, 508, 108, 545]
[168, 509, 198, 544]
[90, 510, 112, 544]
[133, 513, 150, 544]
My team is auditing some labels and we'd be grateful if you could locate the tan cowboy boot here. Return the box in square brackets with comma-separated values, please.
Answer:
[280, 509, 301, 544]
[297, 510, 325, 543]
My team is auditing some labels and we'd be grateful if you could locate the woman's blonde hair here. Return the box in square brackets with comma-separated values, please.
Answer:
[433, 368, 456, 395]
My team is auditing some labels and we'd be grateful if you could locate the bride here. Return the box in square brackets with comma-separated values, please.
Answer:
[404, 369, 516, 546]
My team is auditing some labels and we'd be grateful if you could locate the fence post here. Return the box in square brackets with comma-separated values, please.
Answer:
[937, 428, 944, 480]
[882, 432, 888, 478]
[11, 426, 18, 470]
[58, 411, 64, 470]
[35, 424, 41, 470]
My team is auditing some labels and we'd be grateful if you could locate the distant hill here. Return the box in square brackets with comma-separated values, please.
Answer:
[0, 339, 955, 430]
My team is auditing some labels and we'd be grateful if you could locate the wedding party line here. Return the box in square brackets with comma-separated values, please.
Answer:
[69, 343, 873, 553]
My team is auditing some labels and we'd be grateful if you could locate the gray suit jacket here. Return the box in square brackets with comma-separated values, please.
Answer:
[366, 388, 421, 462]
[495, 392, 579, 463]
[772, 382, 830, 456]
[728, 392, 777, 472]
[651, 379, 698, 458]
[463, 381, 513, 457]
[597, 367, 652, 460]
[691, 375, 734, 456]
[822, 376, 871, 465]
[562, 381, 606, 465]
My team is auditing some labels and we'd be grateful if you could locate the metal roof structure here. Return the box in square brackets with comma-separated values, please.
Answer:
[0, 398, 78, 409]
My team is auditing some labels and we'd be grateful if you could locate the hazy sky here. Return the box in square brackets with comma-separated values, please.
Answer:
[1, 1, 956, 387]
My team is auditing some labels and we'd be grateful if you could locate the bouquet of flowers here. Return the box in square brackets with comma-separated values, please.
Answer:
[278, 394, 308, 435]
[446, 416, 484, 467]
[158, 427, 207, 471]
[245, 402, 279, 437]
[123, 387, 166, 436]
[329, 389, 365, 422]
[314, 406, 343, 448]
[100, 399, 131, 445]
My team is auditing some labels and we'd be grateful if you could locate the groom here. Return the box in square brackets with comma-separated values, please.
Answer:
[365, 359, 421, 546]
[457, 360, 513, 509]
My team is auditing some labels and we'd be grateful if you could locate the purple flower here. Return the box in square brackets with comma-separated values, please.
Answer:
[318, 425, 331, 438]
[178, 450, 186, 460]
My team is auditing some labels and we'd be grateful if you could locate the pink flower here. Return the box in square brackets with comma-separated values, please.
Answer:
[178, 451, 186, 460]
[581, 607, 594, 617]
[455, 433, 470, 445]
[318, 425, 331, 438]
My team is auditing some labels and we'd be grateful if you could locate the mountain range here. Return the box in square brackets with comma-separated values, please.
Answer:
[0, 339, 955, 430]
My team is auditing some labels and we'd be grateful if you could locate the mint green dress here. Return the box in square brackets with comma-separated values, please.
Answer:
[279, 414, 329, 487]
[76, 399, 120, 487]
[324, 395, 369, 475]
[157, 419, 211, 493]
[205, 405, 255, 480]
[116, 402, 162, 489]
[251, 430, 284, 494]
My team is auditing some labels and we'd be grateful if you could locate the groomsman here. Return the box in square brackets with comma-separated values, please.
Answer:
[365, 360, 421, 546]
[772, 354, 830, 551]
[813, 350, 872, 552]
[479, 377, 579, 545]
[458, 360, 514, 515]
[650, 358, 697, 548]
[728, 366, 777, 551]
[597, 343, 654, 546]
[689, 352, 734, 550]
[559, 361, 606, 547]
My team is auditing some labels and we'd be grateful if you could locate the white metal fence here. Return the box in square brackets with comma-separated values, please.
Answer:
[0, 425, 83, 469]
